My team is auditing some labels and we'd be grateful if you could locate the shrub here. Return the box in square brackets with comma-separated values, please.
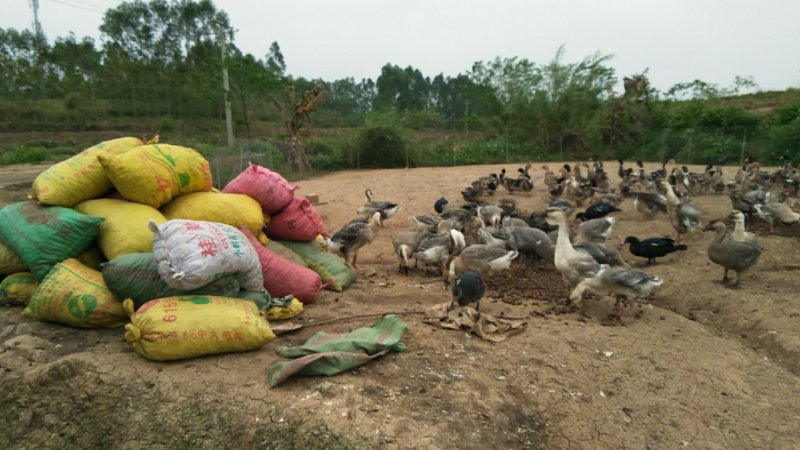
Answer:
[0, 146, 49, 165]
[354, 126, 410, 168]
[158, 116, 179, 133]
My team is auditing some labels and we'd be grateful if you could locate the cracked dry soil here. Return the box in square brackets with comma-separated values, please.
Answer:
[2, 161, 800, 449]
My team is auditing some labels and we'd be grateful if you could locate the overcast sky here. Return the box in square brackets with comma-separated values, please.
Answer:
[4, 0, 799, 93]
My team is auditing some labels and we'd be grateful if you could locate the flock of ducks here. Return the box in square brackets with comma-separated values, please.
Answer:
[323, 158, 800, 323]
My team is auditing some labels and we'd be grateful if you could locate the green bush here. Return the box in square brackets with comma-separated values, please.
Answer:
[0, 146, 49, 165]
[354, 126, 410, 168]
[158, 116, 179, 133]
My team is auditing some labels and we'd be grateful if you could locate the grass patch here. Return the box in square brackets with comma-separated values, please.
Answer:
[0, 358, 369, 449]
[0, 146, 50, 165]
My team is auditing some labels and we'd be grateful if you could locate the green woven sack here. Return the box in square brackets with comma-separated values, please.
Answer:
[265, 240, 308, 268]
[101, 253, 241, 310]
[0, 201, 104, 280]
[277, 239, 356, 292]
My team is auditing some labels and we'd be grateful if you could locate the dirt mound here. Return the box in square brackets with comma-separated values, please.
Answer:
[2, 161, 800, 449]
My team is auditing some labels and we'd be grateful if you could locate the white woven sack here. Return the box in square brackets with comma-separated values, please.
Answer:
[149, 219, 265, 292]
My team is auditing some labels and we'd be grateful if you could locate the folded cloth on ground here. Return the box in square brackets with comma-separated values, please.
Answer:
[267, 314, 407, 388]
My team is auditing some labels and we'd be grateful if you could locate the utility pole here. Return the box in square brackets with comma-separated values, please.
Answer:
[217, 22, 234, 148]
[29, 0, 43, 37]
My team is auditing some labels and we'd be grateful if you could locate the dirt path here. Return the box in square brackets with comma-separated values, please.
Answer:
[1, 162, 800, 449]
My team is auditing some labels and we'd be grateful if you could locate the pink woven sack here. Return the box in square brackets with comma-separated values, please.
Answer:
[265, 196, 324, 242]
[241, 228, 322, 303]
[222, 163, 298, 214]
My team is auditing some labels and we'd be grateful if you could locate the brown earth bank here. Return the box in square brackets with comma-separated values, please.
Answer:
[1, 161, 800, 450]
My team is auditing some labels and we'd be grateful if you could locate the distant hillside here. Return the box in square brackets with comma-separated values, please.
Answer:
[713, 88, 800, 115]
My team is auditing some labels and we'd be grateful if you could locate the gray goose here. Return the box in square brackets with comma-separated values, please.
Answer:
[704, 220, 762, 287]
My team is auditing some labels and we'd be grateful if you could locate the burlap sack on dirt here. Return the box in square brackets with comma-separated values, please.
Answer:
[31, 136, 145, 207]
[0, 201, 104, 280]
[0, 239, 26, 275]
[222, 163, 298, 214]
[265, 240, 308, 268]
[150, 219, 265, 292]
[123, 296, 276, 361]
[98, 143, 213, 208]
[23, 259, 127, 328]
[241, 228, 322, 304]
[101, 252, 242, 311]
[75, 198, 168, 260]
[278, 238, 356, 292]
[265, 196, 324, 242]
[0, 272, 38, 306]
[160, 192, 268, 243]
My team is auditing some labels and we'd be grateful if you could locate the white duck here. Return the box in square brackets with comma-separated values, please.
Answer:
[447, 244, 519, 284]
[569, 266, 663, 321]
[545, 207, 605, 287]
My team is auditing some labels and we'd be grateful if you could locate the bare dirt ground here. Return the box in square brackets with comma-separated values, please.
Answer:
[2, 161, 800, 449]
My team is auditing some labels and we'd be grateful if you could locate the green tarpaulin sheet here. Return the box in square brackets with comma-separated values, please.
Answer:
[267, 314, 407, 387]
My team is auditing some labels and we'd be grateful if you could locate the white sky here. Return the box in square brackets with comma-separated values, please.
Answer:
[3, 0, 799, 93]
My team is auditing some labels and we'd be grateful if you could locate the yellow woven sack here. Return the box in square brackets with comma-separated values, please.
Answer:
[31, 136, 146, 207]
[265, 297, 303, 320]
[0, 239, 26, 275]
[23, 258, 126, 328]
[0, 272, 38, 306]
[160, 192, 267, 243]
[98, 143, 213, 208]
[123, 296, 276, 361]
[75, 199, 167, 260]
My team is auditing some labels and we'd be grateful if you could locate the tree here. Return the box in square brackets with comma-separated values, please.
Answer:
[265, 41, 285, 75]
[228, 52, 285, 138]
[48, 34, 101, 99]
[374, 64, 430, 111]
[275, 83, 328, 174]
[0, 28, 49, 98]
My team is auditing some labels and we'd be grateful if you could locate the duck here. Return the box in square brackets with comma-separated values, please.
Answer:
[501, 216, 530, 229]
[450, 270, 487, 311]
[547, 199, 576, 218]
[568, 266, 663, 322]
[575, 202, 621, 221]
[543, 165, 558, 187]
[506, 227, 555, 261]
[661, 180, 702, 244]
[413, 229, 466, 277]
[623, 236, 687, 265]
[499, 168, 532, 193]
[576, 217, 615, 243]
[477, 228, 509, 248]
[447, 244, 519, 283]
[573, 241, 626, 266]
[408, 214, 441, 233]
[704, 220, 762, 287]
[545, 207, 605, 287]
[630, 191, 667, 220]
[434, 197, 449, 214]
[754, 202, 800, 232]
[392, 229, 432, 274]
[461, 179, 486, 202]
[325, 211, 382, 268]
[728, 210, 757, 243]
[476, 205, 503, 230]
[360, 189, 400, 228]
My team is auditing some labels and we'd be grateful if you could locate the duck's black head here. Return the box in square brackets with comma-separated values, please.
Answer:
[623, 236, 639, 245]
